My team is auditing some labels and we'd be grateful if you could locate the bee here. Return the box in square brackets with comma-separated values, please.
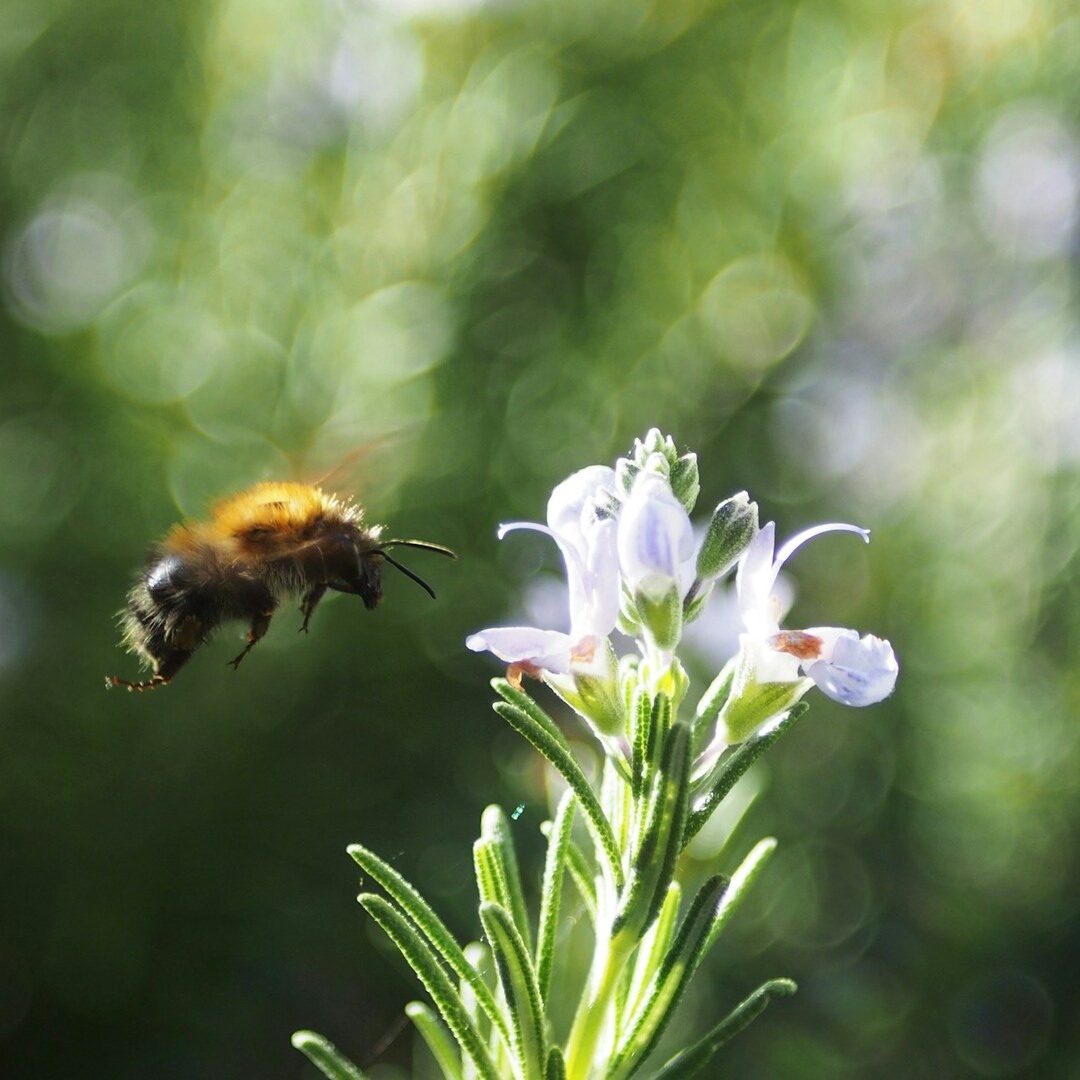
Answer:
[107, 481, 456, 691]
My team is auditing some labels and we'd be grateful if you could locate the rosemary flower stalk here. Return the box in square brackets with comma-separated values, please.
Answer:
[293, 429, 898, 1080]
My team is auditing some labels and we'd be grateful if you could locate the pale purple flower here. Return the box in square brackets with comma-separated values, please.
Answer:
[736, 521, 898, 706]
[466, 466, 620, 679]
[616, 471, 695, 602]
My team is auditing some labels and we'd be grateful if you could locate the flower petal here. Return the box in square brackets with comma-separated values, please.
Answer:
[465, 627, 574, 674]
[546, 466, 617, 541]
[800, 627, 898, 706]
[735, 522, 778, 635]
[772, 522, 870, 574]
[617, 472, 694, 601]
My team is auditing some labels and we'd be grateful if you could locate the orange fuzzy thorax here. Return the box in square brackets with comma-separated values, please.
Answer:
[211, 482, 360, 536]
[161, 482, 374, 552]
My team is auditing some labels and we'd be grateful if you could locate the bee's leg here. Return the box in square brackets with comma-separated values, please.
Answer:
[229, 604, 277, 670]
[298, 584, 328, 634]
[106, 629, 199, 692]
[105, 673, 170, 692]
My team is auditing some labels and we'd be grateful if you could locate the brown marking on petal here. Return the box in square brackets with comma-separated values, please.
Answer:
[570, 635, 598, 664]
[507, 661, 543, 688]
[770, 630, 824, 661]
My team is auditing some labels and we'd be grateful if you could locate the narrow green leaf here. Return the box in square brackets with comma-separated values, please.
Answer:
[474, 839, 505, 908]
[480, 902, 547, 1080]
[608, 875, 729, 1080]
[630, 689, 651, 803]
[684, 703, 807, 847]
[536, 791, 576, 1003]
[359, 894, 501, 1080]
[563, 837, 598, 926]
[612, 722, 691, 939]
[407, 1002, 464, 1080]
[480, 805, 533, 955]
[545, 1045, 567, 1080]
[348, 845, 510, 1048]
[690, 659, 735, 758]
[621, 881, 682, 1028]
[460, 943, 494, 1080]
[701, 837, 777, 956]
[650, 979, 798, 1080]
[493, 700, 623, 889]
[492, 678, 570, 749]
[290, 1031, 369, 1080]
[459, 942, 490, 1039]
[647, 693, 672, 772]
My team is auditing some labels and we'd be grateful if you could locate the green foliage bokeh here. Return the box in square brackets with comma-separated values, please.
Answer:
[1, 0, 1079, 1077]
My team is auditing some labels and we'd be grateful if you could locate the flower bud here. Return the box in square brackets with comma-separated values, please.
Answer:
[696, 492, 758, 582]
[639, 427, 670, 458]
[669, 453, 700, 513]
[615, 457, 640, 500]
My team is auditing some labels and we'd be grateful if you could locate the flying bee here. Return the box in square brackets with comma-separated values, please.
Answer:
[107, 481, 456, 692]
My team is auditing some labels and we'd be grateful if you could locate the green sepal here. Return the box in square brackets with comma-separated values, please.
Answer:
[546, 637, 626, 738]
[290, 1031, 369, 1080]
[480, 805, 532, 954]
[347, 844, 509, 1047]
[479, 903, 547, 1080]
[684, 703, 808, 847]
[492, 699, 623, 890]
[406, 1002, 464, 1080]
[608, 874, 730, 1080]
[536, 790, 575, 1003]
[617, 582, 643, 638]
[635, 584, 683, 652]
[359, 893, 501, 1080]
[716, 664, 811, 745]
[650, 979, 798, 1080]
[612, 722, 691, 940]
[681, 579, 714, 624]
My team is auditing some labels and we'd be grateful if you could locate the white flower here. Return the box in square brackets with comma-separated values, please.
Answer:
[465, 466, 620, 678]
[736, 521, 898, 706]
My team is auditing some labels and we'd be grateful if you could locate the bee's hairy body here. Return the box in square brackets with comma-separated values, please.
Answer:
[110, 482, 451, 692]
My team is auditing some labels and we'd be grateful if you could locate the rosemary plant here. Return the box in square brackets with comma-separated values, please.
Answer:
[293, 430, 898, 1080]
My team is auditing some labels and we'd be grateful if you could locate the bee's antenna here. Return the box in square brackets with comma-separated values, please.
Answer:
[378, 540, 455, 599]
[380, 551, 438, 600]
[381, 539, 457, 559]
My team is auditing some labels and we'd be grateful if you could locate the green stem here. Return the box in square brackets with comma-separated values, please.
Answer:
[564, 929, 634, 1080]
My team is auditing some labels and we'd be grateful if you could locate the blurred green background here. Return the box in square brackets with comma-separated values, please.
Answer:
[2, 0, 1079, 1077]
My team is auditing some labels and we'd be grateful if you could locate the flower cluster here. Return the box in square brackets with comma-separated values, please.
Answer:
[468, 429, 898, 747]
[295, 431, 900, 1080]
